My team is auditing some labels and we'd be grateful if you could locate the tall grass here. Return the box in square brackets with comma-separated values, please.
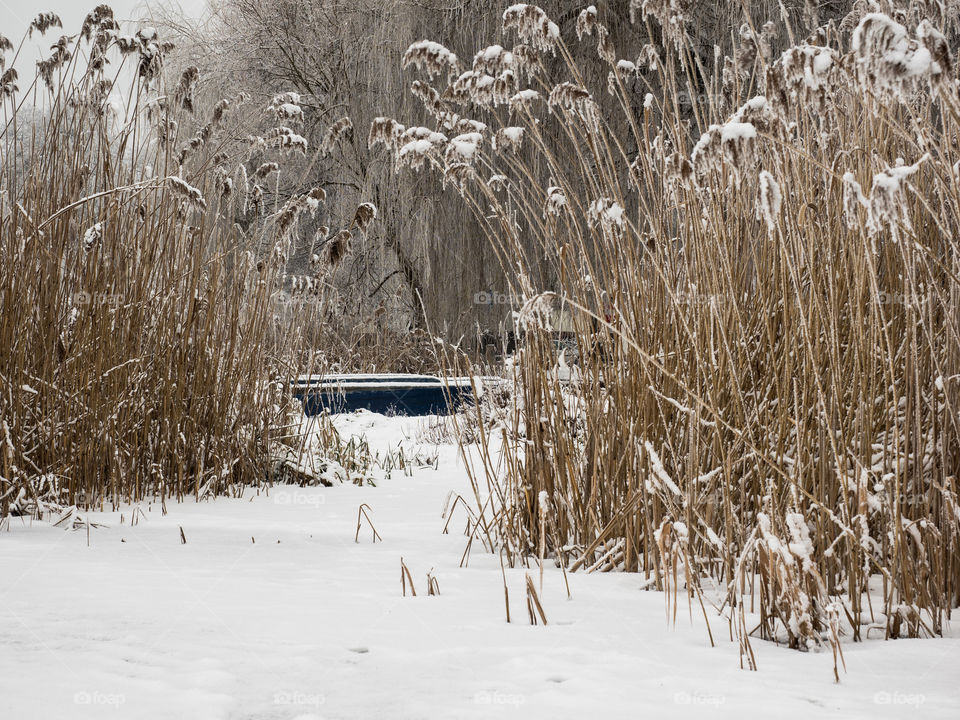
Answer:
[386, 1, 960, 657]
[0, 8, 342, 518]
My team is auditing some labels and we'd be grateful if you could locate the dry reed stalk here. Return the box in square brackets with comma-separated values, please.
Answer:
[355, 503, 382, 543]
[401, 557, 417, 596]
[499, 549, 511, 623]
[426, 568, 440, 595]
[525, 572, 548, 625]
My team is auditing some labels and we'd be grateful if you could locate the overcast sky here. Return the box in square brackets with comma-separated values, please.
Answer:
[1, 0, 204, 79]
[0, 1, 204, 51]
[2, 0, 152, 33]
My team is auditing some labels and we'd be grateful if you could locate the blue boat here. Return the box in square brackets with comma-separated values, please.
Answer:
[291, 374, 478, 416]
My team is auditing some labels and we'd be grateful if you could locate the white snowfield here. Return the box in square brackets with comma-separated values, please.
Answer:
[1, 413, 957, 719]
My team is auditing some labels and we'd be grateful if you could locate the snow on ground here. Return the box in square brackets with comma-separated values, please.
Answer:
[1, 412, 957, 719]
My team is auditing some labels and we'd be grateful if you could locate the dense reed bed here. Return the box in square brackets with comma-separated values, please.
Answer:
[386, 1, 960, 661]
[0, 8, 365, 518]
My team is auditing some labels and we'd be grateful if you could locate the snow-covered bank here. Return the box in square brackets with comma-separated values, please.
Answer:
[1, 413, 957, 719]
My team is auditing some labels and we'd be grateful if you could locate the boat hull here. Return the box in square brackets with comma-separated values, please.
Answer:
[291, 375, 475, 416]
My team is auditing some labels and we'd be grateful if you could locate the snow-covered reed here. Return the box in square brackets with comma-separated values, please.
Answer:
[390, 0, 960, 664]
[0, 9, 356, 517]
